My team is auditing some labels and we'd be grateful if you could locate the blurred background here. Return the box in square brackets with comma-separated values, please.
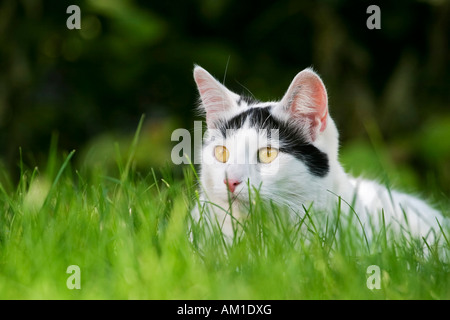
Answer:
[0, 0, 449, 201]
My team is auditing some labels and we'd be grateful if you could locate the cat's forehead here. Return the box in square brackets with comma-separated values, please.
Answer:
[217, 105, 280, 137]
[236, 95, 261, 107]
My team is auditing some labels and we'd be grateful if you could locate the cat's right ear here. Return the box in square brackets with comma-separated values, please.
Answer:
[277, 68, 329, 142]
[193, 66, 238, 129]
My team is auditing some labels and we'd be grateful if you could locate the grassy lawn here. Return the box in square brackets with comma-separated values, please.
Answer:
[0, 130, 448, 300]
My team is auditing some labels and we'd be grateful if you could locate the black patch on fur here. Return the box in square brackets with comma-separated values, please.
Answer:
[218, 107, 329, 177]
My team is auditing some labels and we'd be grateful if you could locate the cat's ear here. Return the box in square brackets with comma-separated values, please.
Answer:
[193, 66, 238, 129]
[277, 68, 328, 142]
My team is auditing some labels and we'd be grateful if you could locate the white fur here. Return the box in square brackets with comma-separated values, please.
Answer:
[192, 66, 447, 243]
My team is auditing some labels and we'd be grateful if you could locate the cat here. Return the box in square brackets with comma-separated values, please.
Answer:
[191, 65, 447, 244]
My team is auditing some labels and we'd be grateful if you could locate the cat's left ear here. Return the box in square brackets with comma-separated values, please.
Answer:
[193, 66, 238, 129]
[277, 68, 328, 142]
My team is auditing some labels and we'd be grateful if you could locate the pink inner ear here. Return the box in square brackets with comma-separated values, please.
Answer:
[310, 79, 328, 133]
[288, 70, 328, 141]
[194, 67, 232, 128]
[319, 109, 328, 132]
[195, 75, 226, 108]
[195, 77, 211, 97]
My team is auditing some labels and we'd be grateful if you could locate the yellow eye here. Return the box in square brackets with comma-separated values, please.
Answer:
[258, 147, 278, 164]
[214, 145, 229, 163]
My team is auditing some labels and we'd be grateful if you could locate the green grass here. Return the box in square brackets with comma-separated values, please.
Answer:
[0, 136, 449, 299]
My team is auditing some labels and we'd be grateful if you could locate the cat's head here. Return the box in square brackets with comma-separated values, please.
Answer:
[194, 66, 339, 208]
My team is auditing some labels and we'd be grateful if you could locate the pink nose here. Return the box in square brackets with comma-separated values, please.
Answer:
[224, 178, 242, 193]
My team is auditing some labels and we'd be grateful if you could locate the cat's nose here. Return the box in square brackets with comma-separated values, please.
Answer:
[223, 178, 242, 193]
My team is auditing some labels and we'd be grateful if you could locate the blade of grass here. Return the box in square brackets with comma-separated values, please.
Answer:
[45, 132, 59, 180]
[435, 217, 449, 247]
[121, 114, 145, 183]
[41, 149, 76, 209]
[327, 189, 371, 254]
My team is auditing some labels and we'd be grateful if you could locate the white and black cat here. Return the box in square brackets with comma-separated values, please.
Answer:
[191, 65, 446, 242]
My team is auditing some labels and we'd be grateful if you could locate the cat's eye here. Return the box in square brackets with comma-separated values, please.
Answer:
[258, 147, 278, 164]
[214, 145, 229, 163]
